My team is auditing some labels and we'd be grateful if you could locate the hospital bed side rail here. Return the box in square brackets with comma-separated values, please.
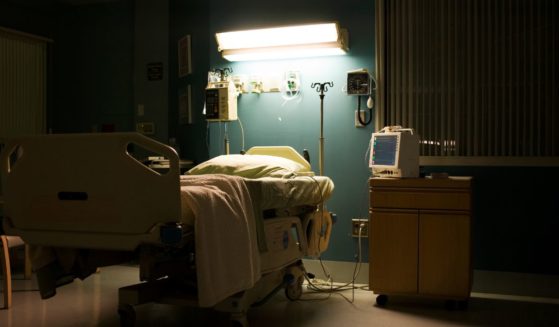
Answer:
[0, 132, 182, 251]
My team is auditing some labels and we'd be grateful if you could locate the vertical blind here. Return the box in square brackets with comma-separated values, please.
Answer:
[379, 0, 558, 157]
[0, 28, 47, 139]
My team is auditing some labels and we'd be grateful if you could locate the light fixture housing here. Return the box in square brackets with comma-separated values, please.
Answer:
[215, 22, 348, 62]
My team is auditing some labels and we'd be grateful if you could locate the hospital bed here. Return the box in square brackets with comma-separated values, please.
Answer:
[0, 132, 334, 326]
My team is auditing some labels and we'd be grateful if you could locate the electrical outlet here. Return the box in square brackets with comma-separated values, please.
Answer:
[136, 122, 155, 135]
[351, 218, 369, 238]
[355, 110, 366, 128]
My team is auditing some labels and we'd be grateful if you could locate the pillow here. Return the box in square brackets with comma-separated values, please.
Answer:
[186, 154, 308, 178]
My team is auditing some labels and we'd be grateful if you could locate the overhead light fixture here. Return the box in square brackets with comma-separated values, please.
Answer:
[215, 22, 348, 62]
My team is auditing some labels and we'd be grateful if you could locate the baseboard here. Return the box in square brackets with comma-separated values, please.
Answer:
[472, 270, 559, 299]
[303, 259, 559, 299]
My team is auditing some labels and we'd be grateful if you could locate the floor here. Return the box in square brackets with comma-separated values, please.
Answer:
[2, 265, 559, 327]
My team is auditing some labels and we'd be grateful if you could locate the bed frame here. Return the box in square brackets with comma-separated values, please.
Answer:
[1, 132, 330, 326]
[1, 133, 181, 250]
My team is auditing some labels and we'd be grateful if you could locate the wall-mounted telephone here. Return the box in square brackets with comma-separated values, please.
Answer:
[205, 68, 238, 121]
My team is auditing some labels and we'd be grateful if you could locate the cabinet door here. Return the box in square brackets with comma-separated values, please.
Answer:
[418, 212, 471, 298]
[370, 209, 418, 294]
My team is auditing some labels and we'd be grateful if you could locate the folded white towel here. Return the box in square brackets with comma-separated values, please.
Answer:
[180, 174, 261, 307]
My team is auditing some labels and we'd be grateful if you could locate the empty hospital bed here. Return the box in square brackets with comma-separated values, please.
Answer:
[0, 132, 334, 326]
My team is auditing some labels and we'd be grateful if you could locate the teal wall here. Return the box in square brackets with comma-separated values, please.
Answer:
[205, 0, 375, 262]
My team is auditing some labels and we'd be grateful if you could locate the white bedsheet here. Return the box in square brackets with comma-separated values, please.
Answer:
[179, 175, 261, 307]
[179, 175, 334, 226]
[253, 176, 334, 209]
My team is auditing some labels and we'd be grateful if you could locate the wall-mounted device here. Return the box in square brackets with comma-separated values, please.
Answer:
[347, 69, 372, 95]
[205, 68, 238, 121]
[231, 74, 248, 95]
[284, 71, 300, 94]
[347, 69, 376, 127]
[281, 70, 301, 102]
[369, 126, 419, 178]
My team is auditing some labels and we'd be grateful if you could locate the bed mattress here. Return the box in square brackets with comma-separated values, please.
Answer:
[178, 175, 334, 226]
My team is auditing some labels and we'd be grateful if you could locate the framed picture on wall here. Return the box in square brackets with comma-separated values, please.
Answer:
[179, 85, 192, 125]
[178, 35, 192, 77]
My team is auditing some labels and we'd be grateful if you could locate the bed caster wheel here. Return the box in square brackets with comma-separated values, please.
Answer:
[285, 276, 303, 301]
[118, 304, 136, 327]
[376, 294, 388, 306]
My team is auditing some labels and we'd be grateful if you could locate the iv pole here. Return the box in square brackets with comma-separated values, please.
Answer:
[310, 82, 334, 257]
[223, 122, 230, 155]
[311, 82, 333, 176]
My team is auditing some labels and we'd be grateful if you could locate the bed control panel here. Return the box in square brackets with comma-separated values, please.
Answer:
[160, 223, 184, 245]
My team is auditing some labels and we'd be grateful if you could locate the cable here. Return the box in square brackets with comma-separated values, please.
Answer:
[298, 175, 367, 304]
[237, 117, 245, 153]
[305, 223, 364, 293]
[218, 121, 223, 155]
[205, 121, 210, 157]
[365, 134, 373, 167]
[302, 223, 366, 304]
[357, 96, 373, 126]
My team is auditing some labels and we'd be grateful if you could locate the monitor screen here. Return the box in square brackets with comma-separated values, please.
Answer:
[372, 135, 398, 166]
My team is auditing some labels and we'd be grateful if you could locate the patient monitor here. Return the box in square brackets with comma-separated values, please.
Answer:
[369, 126, 419, 178]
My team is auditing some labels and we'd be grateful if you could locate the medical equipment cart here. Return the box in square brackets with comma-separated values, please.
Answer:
[369, 177, 473, 309]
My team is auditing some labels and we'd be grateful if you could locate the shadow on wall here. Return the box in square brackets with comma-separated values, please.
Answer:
[422, 165, 559, 275]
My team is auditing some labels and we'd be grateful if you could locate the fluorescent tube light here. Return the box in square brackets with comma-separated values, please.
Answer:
[215, 22, 348, 61]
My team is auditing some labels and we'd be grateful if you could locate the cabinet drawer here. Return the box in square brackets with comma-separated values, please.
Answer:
[370, 188, 471, 211]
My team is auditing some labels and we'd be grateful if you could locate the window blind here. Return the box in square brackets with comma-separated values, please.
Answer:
[377, 0, 558, 160]
[0, 28, 47, 138]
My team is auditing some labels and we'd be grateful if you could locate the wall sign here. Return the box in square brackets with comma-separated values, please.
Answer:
[147, 62, 163, 81]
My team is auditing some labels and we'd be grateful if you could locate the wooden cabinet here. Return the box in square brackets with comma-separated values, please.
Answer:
[369, 177, 472, 306]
